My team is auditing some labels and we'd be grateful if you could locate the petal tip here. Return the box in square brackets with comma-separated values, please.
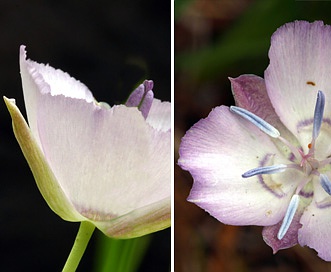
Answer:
[3, 96, 16, 108]
[19, 45, 27, 62]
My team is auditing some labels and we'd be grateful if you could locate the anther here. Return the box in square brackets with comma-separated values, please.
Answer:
[242, 164, 287, 178]
[139, 90, 154, 119]
[320, 174, 331, 195]
[312, 91, 325, 140]
[277, 194, 300, 240]
[230, 106, 280, 138]
[126, 84, 144, 107]
[125, 80, 154, 119]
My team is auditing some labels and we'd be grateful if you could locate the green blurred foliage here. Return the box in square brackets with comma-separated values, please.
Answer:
[176, 0, 331, 82]
[94, 233, 151, 272]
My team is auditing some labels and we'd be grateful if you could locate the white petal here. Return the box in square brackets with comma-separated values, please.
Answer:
[146, 99, 171, 132]
[36, 93, 171, 219]
[19, 45, 94, 145]
[265, 21, 331, 150]
[298, 198, 331, 261]
[179, 106, 297, 226]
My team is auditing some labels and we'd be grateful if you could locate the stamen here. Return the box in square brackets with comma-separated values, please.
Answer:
[277, 194, 300, 240]
[125, 84, 144, 107]
[125, 80, 154, 119]
[320, 174, 331, 195]
[242, 164, 287, 178]
[139, 90, 154, 119]
[312, 91, 325, 140]
[230, 106, 280, 138]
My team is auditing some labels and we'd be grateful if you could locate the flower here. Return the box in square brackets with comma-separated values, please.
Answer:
[178, 21, 331, 260]
[4, 45, 171, 238]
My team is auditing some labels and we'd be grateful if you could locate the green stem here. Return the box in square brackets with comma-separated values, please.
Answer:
[62, 221, 95, 272]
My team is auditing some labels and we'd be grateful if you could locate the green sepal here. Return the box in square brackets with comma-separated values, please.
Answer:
[4, 96, 85, 221]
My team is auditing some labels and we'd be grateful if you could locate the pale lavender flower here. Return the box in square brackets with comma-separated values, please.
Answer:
[5, 46, 171, 238]
[179, 21, 331, 260]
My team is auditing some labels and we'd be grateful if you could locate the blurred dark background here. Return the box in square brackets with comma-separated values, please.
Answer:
[175, 0, 331, 271]
[0, 0, 170, 271]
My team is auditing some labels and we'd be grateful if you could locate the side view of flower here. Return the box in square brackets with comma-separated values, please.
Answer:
[4, 45, 171, 239]
[179, 21, 331, 261]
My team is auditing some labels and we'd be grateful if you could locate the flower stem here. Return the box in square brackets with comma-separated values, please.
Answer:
[62, 221, 95, 272]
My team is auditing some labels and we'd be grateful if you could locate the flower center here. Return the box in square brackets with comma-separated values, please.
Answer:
[230, 91, 331, 240]
[302, 156, 319, 175]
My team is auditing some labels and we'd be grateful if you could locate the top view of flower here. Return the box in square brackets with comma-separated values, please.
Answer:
[179, 20, 331, 261]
